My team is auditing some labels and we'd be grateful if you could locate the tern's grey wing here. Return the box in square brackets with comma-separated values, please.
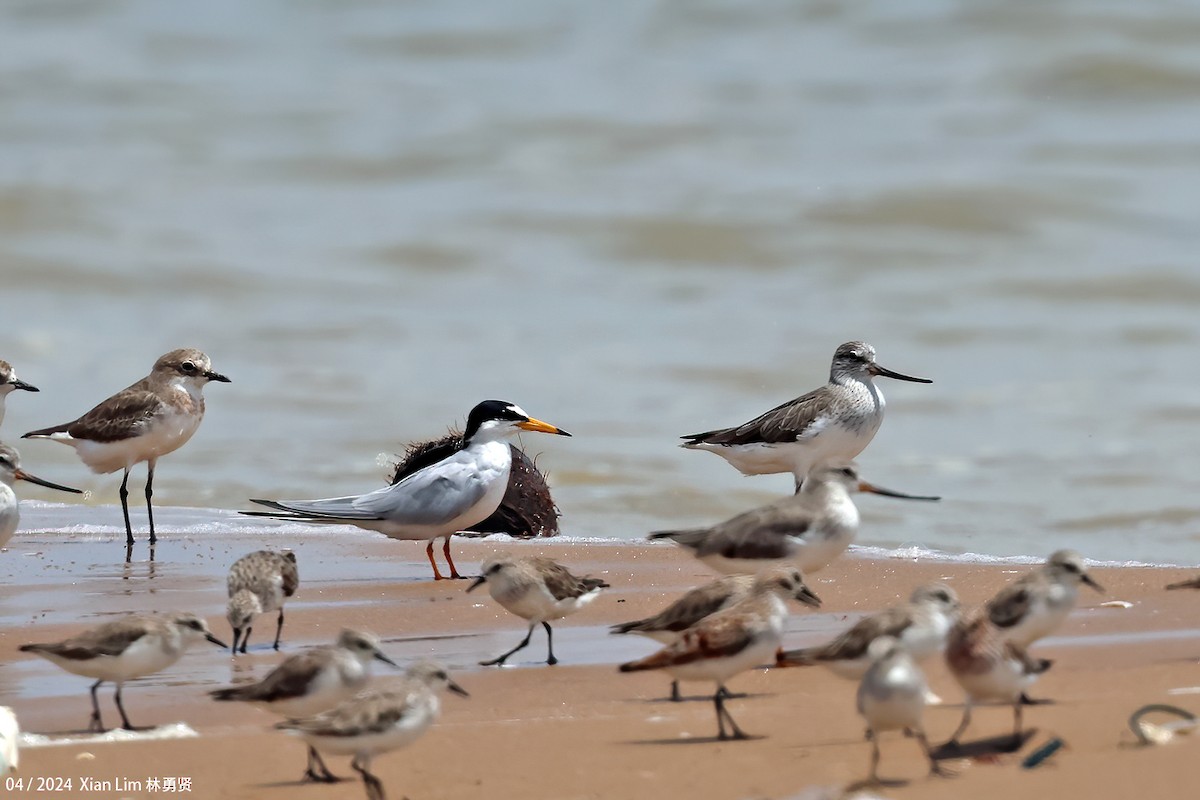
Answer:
[351, 455, 490, 527]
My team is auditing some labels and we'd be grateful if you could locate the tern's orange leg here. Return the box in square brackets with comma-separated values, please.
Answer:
[425, 540, 446, 581]
[442, 535, 465, 579]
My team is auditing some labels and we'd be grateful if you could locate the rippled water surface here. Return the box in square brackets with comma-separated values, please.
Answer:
[4, 0, 1200, 564]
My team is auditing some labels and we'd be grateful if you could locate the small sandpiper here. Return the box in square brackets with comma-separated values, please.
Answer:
[986, 550, 1103, 648]
[0, 360, 38, 428]
[857, 636, 946, 784]
[469, 554, 609, 667]
[19, 612, 226, 732]
[0, 442, 82, 549]
[1166, 575, 1200, 590]
[619, 567, 821, 740]
[681, 341, 931, 489]
[777, 583, 960, 681]
[649, 464, 937, 576]
[244, 400, 570, 581]
[276, 661, 468, 800]
[21, 349, 231, 547]
[226, 550, 300, 654]
[210, 628, 399, 783]
[944, 609, 1052, 749]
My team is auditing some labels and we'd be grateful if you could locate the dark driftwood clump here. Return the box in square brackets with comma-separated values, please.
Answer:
[388, 431, 561, 538]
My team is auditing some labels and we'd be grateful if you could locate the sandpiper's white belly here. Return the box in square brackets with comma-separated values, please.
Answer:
[260, 663, 364, 719]
[299, 698, 438, 757]
[41, 635, 180, 683]
[663, 633, 779, 684]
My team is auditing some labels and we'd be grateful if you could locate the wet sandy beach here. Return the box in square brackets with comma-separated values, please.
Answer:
[3, 528, 1200, 799]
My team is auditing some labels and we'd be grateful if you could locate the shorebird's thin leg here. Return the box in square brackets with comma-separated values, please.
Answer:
[88, 680, 106, 732]
[480, 623, 535, 666]
[946, 702, 972, 747]
[119, 468, 134, 546]
[113, 684, 138, 730]
[273, 608, 285, 650]
[867, 729, 881, 784]
[1011, 700, 1025, 745]
[303, 746, 343, 783]
[442, 535, 466, 579]
[239, 626, 252, 654]
[145, 460, 156, 545]
[670, 680, 682, 702]
[915, 727, 946, 776]
[425, 540, 446, 581]
[231, 628, 242, 654]
[542, 621, 558, 665]
[351, 755, 385, 800]
[714, 686, 749, 740]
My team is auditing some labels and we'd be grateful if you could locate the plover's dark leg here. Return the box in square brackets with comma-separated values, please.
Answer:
[946, 702, 973, 748]
[915, 727, 946, 776]
[867, 729, 882, 783]
[351, 755, 385, 800]
[714, 686, 749, 740]
[239, 626, 252, 654]
[670, 680, 682, 702]
[480, 623, 535, 666]
[303, 747, 343, 783]
[119, 468, 134, 546]
[113, 683, 140, 730]
[542, 621, 558, 665]
[145, 460, 156, 545]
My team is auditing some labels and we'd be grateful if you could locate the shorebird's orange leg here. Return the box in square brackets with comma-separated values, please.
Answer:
[426, 540, 446, 580]
[442, 535, 465, 579]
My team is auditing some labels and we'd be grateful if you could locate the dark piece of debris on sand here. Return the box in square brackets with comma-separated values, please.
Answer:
[388, 431, 561, 538]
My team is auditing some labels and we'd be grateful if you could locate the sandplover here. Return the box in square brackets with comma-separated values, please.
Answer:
[244, 400, 570, 581]
[680, 341, 931, 488]
[944, 610, 1052, 748]
[857, 636, 945, 784]
[210, 628, 399, 783]
[619, 567, 821, 740]
[469, 554, 609, 666]
[777, 583, 960, 679]
[226, 550, 300, 654]
[0, 360, 38, 428]
[986, 550, 1103, 648]
[21, 349, 230, 547]
[649, 464, 937, 575]
[276, 661, 468, 800]
[0, 441, 82, 548]
[19, 612, 226, 732]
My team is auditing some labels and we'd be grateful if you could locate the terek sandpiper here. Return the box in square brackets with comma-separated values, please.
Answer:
[276, 661, 467, 800]
[0, 360, 38, 428]
[226, 550, 300, 654]
[619, 567, 820, 740]
[244, 401, 570, 581]
[681, 341, 930, 488]
[649, 464, 937, 575]
[469, 554, 608, 667]
[19, 612, 226, 732]
[21, 349, 230, 547]
[0, 442, 82, 548]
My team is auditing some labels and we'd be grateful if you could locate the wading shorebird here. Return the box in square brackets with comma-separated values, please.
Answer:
[649, 464, 938, 576]
[244, 401, 570, 581]
[619, 567, 821, 741]
[470, 554, 609, 667]
[276, 662, 468, 800]
[211, 628, 398, 783]
[19, 612, 226, 732]
[0, 442, 82, 549]
[21, 349, 231, 547]
[681, 341, 931, 489]
[0, 360, 38, 428]
[226, 550, 300, 654]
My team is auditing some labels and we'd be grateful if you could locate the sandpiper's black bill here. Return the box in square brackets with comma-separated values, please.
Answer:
[206, 633, 230, 648]
[870, 363, 932, 383]
[858, 480, 940, 502]
[16, 469, 83, 494]
[10, 379, 38, 392]
[374, 651, 400, 668]
[795, 586, 822, 608]
[1082, 574, 1104, 593]
[448, 679, 470, 698]
[466, 576, 487, 593]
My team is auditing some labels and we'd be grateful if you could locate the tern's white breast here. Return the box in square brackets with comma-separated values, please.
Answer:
[0, 484, 18, 548]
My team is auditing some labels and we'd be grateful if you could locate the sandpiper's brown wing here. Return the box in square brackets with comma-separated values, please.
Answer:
[682, 385, 835, 446]
[612, 577, 748, 635]
[21, 616, 156, 660]
[277, 687, 415, 736]
[1166, 575, 1200, 590]
[211, 650, 328, 703]
[985, 582, 1034, 630]
[620, 606, 763, 671]
[691, 502, 815, 561]
[782, 605, 914, 665]
[531, 557, 609, 601]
